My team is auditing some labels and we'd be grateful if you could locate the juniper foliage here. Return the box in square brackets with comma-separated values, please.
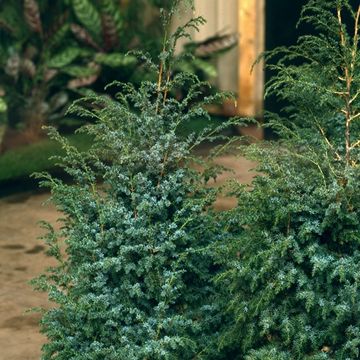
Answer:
[218, 1, 360, 359]
[33, 2, 237, 359]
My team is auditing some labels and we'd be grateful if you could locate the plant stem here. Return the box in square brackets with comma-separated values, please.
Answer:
[337, 6, 353, 166]
[156, 31, 168, 114]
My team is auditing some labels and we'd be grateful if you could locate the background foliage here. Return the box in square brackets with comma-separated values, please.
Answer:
[0, 0, 227, 155]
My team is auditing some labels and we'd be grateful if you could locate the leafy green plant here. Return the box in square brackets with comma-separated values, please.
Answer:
[67, 0, 138, 89]
[168, 32, 238, 103]
[0, 0, 171, 152]
[69, 0, 237, 94]
[0, 0, 227, 153]
[218, 0, 360, 358]
[32, 2, 238, 359]
[178, 31, 238, 78]
[0, 1, 94, 150]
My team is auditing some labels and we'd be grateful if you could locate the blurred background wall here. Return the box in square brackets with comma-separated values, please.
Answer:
[174, 0, 265, 118]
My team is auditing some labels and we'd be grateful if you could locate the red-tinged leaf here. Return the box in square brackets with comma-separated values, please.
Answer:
[21, 59, 36, 78]
[101, 13, 118, 50]
[45, 12, 69, 42]
[195, 33, 238, 57]
[44, 68, 58, 82]
[67, 62, 100, 89]
[24, 0, 43, 35]
[70, 23, 102, 51]
[0, 19, 14, 34]
[24, 45, 38, 60]
[67, 74, 99, 89]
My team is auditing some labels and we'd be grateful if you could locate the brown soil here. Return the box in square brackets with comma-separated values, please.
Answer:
[0, 155, 256, 360]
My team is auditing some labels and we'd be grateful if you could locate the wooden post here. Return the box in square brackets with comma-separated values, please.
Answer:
[237, 0, 265, 139]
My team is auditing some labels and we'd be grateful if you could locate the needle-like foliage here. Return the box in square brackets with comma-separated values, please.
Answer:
[32, 2, 238, 359]
[218, 1, 360, 358]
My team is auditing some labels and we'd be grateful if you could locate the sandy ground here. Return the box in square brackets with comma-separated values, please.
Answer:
[0, 155, 256, 360]
[0, 193, 58, 360]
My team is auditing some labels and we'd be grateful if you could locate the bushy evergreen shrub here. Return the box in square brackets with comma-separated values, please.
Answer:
[218, 0, 360, 359]
[33, 2, 237, 359]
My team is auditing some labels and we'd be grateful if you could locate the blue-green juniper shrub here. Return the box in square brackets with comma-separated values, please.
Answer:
[217, 0, 360, 358]
[32, 2, 239, 359]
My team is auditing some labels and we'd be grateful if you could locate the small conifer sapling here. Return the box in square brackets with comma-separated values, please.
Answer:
[32, 2, 238, 359]
[218, 0, 360, 359]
